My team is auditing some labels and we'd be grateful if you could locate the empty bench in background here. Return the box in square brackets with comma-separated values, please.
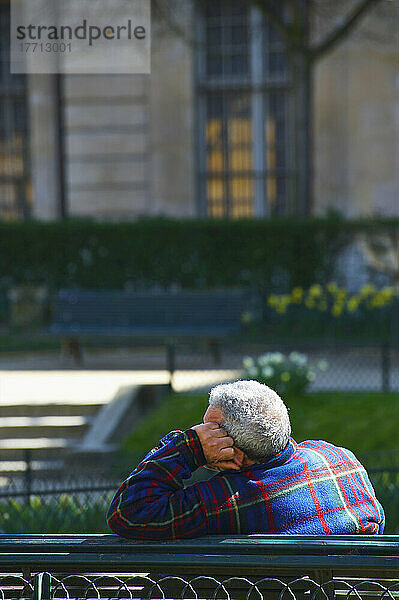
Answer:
[50, 289, 245, 372]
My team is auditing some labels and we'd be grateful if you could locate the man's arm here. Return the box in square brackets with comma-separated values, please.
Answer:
[107, 424, 241, 540]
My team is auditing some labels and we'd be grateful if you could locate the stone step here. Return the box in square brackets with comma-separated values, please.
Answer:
[0, 404, 102, 418]
[0, 459, 64, 475]
[0, 371, 144, 405]
[0, 416, 92, 439]
[0, 438, 77, 461]
[0, 374, 168, 478]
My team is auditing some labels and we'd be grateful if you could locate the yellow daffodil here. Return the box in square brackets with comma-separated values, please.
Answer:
[309, 284, 322, 297]
[347, 298, 359, 313]
[360, 284, 376, 296]
[332, 304, 342, 317]
[327, 282, 339, 294]
[267, 295, 278, 307]
[276, 304, 287, 314]
[267, 283, 397, 317]
[291, 287, 303, 303]
[305, 298, 315, 309]
[381, 287, 395, 302]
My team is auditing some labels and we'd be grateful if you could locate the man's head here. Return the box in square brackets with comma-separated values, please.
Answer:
[205, 380, 291, 462]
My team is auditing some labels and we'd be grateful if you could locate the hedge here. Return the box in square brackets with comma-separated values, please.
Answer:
[0, 216, 398, 294]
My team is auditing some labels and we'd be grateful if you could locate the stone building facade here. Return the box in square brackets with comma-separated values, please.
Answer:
[1, 0, 398, 221]
[314, 9, 399, 218]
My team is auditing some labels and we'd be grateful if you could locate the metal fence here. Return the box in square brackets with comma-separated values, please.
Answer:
[5, 572, 399, 600]
[158, 341, 399, 393]
[1, 339, 399, 534]
[0, 464, 399, 534]
[0, 471, 118, 534]
[1, 336, 399, 394]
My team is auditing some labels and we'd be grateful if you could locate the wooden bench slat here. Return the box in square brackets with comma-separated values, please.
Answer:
[49, 290, 246, 365]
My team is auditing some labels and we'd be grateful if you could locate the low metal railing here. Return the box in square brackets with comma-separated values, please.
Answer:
[0, 534, 399, 599]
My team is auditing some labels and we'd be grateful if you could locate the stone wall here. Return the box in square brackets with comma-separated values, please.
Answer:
[314, 7, 399, 217]
[28, 74, 61, 221]
[63, 74, 150, 220]
[148, 1, 196, 217]
[29, 4, 398, 221]
[30, 4, 196, 221]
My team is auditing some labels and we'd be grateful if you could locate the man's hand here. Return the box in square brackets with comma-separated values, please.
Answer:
[191, 422, 242, 470]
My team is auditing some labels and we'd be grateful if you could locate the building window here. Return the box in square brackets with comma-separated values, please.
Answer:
[197, 0, 293, 218]
[0, 1, 31, 220]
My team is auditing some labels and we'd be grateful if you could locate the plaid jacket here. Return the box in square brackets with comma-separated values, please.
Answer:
[107, 430, 385, 540]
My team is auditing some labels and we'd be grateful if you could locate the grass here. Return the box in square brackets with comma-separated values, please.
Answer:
[122, 391, 399, 467]
[122, 394, 210, 467]
[287, 391, 399, 459]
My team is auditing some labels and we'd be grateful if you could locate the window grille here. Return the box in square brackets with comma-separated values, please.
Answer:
[197, 0, 293, 218]
[0, 1, 31, 220]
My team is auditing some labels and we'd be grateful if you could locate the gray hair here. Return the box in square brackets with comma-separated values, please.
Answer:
[208, 380, 291, 461]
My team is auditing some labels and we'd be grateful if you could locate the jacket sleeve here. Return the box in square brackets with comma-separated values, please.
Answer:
[107, 429, 215, 540]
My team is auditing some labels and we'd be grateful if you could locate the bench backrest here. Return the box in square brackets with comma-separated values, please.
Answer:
[0, 534, 398, 600]
[50, 289, 245, 334]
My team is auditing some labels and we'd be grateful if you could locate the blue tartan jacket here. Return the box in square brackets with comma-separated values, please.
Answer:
[107, 430, 385, 540]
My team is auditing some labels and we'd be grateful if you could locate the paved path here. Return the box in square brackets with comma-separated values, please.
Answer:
[0, 345, 398, 398]
[0, 368, 241, 406]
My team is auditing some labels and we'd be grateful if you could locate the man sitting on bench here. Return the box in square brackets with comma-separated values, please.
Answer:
[107, 380, 385, 539]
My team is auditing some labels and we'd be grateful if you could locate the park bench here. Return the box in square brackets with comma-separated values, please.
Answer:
[50, 289, 246, 371]
[0, 534, 399, 599]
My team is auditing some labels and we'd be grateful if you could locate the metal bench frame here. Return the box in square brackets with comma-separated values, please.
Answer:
[0, 534, 399, 600]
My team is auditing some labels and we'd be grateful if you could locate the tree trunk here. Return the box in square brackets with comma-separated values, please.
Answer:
[289, 52, 313, 217]
[286, 0, 313, 217]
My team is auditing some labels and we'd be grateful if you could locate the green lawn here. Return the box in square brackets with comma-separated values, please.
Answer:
[122, 394, 209, 466]
[287, 391, 399, 459]
[123, 391, 399, 467]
